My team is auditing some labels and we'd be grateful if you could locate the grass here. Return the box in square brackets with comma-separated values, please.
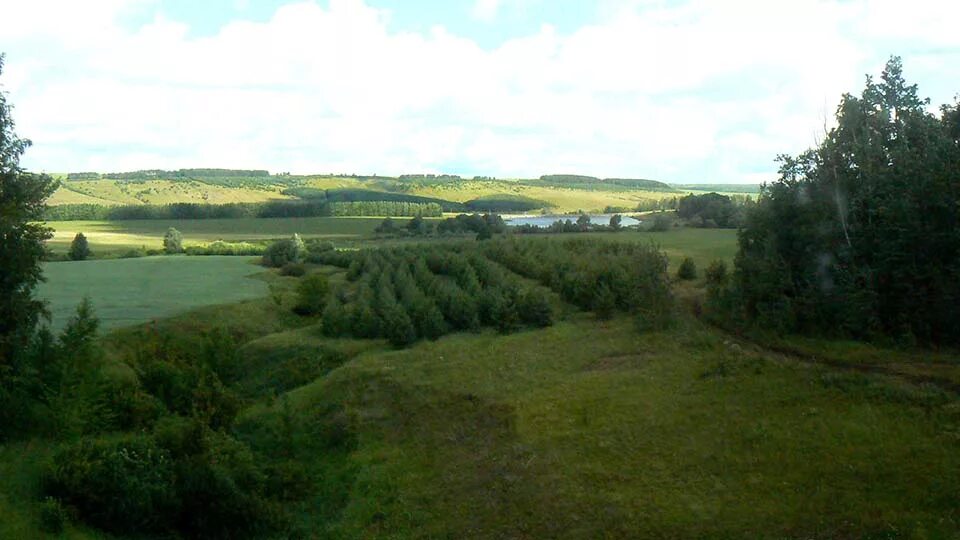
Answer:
[45, 216, 399, 254]
[37, 256, 269, 331]
[271, 314, 960, 538]
[47, 175, 687, 215]
[52, 179, 292, 205]
[543, 227, 739, 270]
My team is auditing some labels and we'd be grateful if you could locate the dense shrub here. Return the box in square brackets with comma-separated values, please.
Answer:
[649, 213, 673, 232]
[676, 257, 697, 280]
[293, 273, 329, 316]
[68, 232, 91, 260]
[38, 497, 68, 534]
[677, 192, 746, 228]
[279, 262, 306, 277]
[185, 241, 265, 256]
[262, 235, 304, 267]
[43, 436, 179, 535]
[483, 237, 672, 326]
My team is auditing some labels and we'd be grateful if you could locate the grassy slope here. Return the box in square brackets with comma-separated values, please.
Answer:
[267, 313, 960, 538]
[48, 176, 682, 214]
[53, 179, 292, 205]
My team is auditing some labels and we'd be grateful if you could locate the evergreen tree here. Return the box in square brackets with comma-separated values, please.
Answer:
[0, 54, 59, 434]
[68, 232, 92, 261]
[729, 57, 960, 344]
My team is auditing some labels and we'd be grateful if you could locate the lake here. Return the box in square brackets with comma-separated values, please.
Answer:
[505, 214, 643, 228]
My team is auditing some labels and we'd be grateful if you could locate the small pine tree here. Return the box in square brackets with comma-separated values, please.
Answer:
[293, 273, 329, 316]
[163, 228, 183, 254]
[68, 232, 91, 261]
[518, 288, 553, 327]
[676, 257, 697, 280]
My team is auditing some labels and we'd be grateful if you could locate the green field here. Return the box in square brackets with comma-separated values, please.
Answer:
[36, 256, 268, 330]
[46, 216, 393, 254]
[546, 227, 739, 270]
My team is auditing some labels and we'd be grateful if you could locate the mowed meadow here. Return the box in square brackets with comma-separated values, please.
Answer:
[45, 217, 389, 254]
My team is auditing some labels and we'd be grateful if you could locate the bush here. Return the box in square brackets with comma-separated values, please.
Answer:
[38, 497, 68, 534]
[677, 257, 697, 280]
[649, 213, 672, 232]
[42, 435, 178, 535]
[185, 241, 265, 256]
[279, 262, 306, 277]
[119, 247, 146, 259]
[68, 232, 91, 260]
[517, 288, 553, 327]
[163, 227, 183, 254]
[262, 235, 304, 267]
[306, 240, 335, 254]
[293, 273, 329, 316]
[704, 260, 728, 288]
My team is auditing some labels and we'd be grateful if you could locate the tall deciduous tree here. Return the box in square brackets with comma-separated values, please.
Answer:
[729, 57, 960, 344]
[163, 227, 183, 254]
[0, 53, 58, 368]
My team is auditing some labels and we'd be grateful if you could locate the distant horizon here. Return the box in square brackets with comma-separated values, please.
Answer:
[46, 168, 763, 185]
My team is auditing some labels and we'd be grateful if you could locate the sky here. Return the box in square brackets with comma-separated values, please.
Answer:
[1, 0, 958, 183]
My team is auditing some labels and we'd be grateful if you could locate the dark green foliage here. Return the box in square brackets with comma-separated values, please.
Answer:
[677, 192, 746, 228]
[316, 242, 560, 344]
[68, 232, 91, 260]
[330, 200, 442, 217]
[101, 168, 269, 180]
[293, 273, 330, 316]
[324, 187, 462, 212]
[163, 227, 183, 254]
[43, 199, 332, 221]
[42, 435, 179, 535]
[483, 238, 672, 324]
[406, 214, 432, 235]
[374, 217, 397, 234]
[321, 296, 352, 337]
[463, 194, 549, 212]
[534, 175, 677, 192]
[704, 260, 728, 288]
[436, 213, 506, 235]
[0, 54, 59, 412]
[261, 235, 304, 267]
[649, 213, 673, 232]
[184, 240, 265, 256]
[279, 262, 306, 277]
[307, 239, 336, 254]
[726, 57, 960, 344]
[38, 496, 68, 533]
[677, 257, 697, 280]
[517, 288, 553, 327]
[609, 214, 623, 230]
[592, 283, 617, 320]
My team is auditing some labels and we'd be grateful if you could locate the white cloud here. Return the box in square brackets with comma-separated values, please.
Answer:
[3, 0, 959, 181]
[471, 0, 501, 22]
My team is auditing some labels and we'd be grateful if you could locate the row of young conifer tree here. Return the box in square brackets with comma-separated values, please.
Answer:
[314, 244, 554, 346]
